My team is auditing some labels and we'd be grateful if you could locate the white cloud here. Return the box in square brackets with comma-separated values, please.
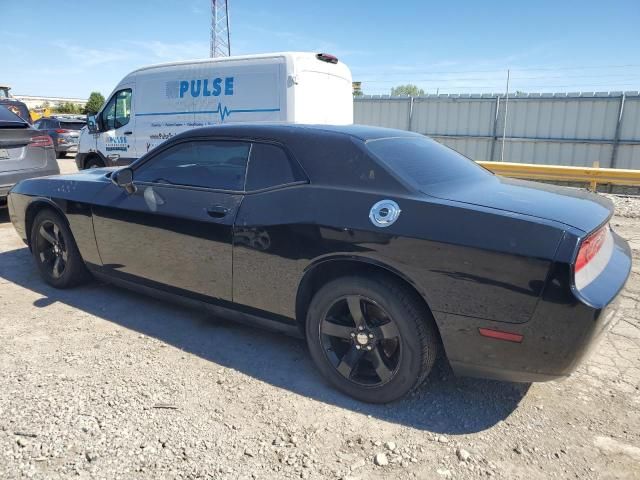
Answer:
[52, 41, 131, 67]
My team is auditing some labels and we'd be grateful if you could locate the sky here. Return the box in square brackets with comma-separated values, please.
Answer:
[2, 0, 640, 99]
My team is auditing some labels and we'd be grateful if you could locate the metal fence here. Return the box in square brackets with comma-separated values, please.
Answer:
[354, 92, 640, 170]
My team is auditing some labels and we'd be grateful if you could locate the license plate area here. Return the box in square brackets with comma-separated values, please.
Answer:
[0, 146, 25, 162]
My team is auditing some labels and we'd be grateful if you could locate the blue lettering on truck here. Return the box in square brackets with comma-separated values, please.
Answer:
[150, 76, 280, 122]
[177, 77, 234, 98]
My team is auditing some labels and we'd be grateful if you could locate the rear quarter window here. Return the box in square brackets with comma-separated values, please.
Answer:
[366, 136, 491, 191]
[245, 143, 304, 191]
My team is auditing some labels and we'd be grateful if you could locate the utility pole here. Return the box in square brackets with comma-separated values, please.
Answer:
[210, 0, 231, 58]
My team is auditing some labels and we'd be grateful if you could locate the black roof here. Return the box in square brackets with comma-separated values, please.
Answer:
[183, 123, 421, 142]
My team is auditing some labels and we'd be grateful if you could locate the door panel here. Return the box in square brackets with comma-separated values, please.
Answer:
[97, 86, 136, 163]
[92, 182, 241, 301]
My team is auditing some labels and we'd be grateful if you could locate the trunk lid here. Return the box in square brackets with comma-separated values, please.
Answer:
[0, 127, 48, 172]
[427, 175, 613, 234]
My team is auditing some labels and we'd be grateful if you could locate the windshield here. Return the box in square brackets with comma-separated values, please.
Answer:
[366, 136, 491, 191]
[60, 121, 85, 130]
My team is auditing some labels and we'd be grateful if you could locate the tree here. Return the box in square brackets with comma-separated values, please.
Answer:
[84, 91, 105, 115]
[390, 84, 425, 97]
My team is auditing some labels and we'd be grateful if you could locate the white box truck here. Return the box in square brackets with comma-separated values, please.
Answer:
[77, 52, 353, 169]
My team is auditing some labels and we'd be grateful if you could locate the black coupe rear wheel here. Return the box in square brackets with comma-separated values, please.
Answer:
[320, 295, 402, 386]
[306, 276, 439, 403]
[30, 209, 88, 288]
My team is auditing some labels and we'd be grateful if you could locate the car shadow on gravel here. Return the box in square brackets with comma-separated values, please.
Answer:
[0, 246, 530, 435]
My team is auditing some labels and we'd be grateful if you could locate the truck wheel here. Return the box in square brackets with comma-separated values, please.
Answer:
[305, 276, 439, 403]
[30, 209, 89, 289]
[85, 157, 105, 169]
[56, 151, 66, 159]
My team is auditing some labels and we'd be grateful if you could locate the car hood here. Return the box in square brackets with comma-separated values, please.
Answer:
[425, 175, 613, 234]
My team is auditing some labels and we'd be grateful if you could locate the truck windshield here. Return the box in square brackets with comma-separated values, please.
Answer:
[366, 136, 491, 191]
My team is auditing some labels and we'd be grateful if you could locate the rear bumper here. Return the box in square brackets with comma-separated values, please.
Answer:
[437, 230, 631, 383]
[56, 144, 78, 153]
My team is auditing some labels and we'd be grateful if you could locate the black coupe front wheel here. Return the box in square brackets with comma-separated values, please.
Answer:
[30, 210, 88, 288]
[306, 276, 439, 403]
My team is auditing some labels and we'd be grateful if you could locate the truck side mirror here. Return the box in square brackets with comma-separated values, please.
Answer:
[86, 114, 98, 133]
[111, 167, 136, 194]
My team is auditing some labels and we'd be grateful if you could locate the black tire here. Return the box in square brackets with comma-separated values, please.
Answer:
[305, 275, 439, 403]
[56, 150, 66, 159]
[85, 157, 105, 169]
[30, 209, 88, 288]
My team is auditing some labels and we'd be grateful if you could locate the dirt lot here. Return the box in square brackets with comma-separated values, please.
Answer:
[1, 158, 639, 479]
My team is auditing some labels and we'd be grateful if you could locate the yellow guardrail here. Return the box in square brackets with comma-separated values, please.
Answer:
[477, 161, 640, 191]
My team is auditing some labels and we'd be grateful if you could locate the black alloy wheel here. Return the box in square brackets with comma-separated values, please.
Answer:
[320, 295, 401, 386]
[30, 209, 88, 288]
[34, 219, 68, 280]
[306, 276, 439, 403]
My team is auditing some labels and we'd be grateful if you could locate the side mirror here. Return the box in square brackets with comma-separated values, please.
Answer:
[86, 114, 98, 133]
[111, 168, 136, 194]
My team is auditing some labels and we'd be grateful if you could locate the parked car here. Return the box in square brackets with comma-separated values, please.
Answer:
[0, 106, 59, 208]
[77, 52, 353, 169]
[0, 85, 32, 123]
[33, 116, 85, 158]
[7, 124, 631, 403]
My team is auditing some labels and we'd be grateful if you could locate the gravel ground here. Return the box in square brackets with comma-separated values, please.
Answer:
[0, 163, 639, 479]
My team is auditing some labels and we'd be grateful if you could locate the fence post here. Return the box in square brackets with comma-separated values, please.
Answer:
[489, 96, 501, 161]
[610, 93, 626, 169]
[408, 96, 415, 132]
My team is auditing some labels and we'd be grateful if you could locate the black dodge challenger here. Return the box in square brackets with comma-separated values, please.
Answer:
[7, 124, 632, 403]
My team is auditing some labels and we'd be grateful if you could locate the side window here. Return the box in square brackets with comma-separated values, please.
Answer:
[101, 97, 116, 131]
[245, 143, 303, 191]
[33, 120, 42, 129]
[135, 140, 250, 190]
[101, 89, 131, 130]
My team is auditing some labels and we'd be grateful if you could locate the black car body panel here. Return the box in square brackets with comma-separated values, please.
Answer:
[8, 124, 632, 383]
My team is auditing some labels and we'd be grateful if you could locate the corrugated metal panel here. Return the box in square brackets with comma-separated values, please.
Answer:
[616, 145, 640, 170]
[353, 92, 640, 169]
[353, 97, 410, 129]
[620, 97, 640, 141]
[499, 97, 619, 140]
[411, 97, 495, 136]
[432, 136, 493, 161]
[502, 141, 614, 167]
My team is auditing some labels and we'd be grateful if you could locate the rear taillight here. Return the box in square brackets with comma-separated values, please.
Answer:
[55, 129, 69, 134]
[575, 225, 607, 272]
[30, 135, 54, 148]
[574, 223, 614, 290]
